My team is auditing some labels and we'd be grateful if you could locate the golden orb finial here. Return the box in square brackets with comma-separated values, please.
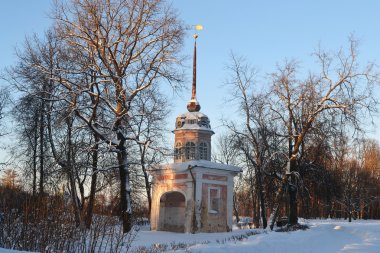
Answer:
[193, 25, 203, 40]
[194, 25, 203, 30]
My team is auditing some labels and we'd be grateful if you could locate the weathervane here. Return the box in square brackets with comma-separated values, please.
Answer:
[193, 24, 203, 39]
[187, 25, 203, 112]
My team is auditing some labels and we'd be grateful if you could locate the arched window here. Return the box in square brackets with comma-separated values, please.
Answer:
[185, 142, 196, 160]
[174, 142, 182, 161]
[199, 142, 208, 160]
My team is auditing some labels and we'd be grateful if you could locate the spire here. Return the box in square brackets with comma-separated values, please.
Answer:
[187, 33, 201, 112]
[192, 34, 197, 100]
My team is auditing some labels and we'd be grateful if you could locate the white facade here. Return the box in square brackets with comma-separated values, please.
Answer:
[150, 160, 240, 233]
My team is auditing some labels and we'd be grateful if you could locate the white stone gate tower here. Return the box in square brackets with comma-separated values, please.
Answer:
[149, 33, 241, 233]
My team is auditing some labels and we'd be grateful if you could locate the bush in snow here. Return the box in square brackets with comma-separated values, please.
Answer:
[0, 190, 139, 252]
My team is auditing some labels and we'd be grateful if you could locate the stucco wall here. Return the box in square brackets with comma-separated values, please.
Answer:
[200, 183, 228, 232]
[150, 174, 194, 233]
[150, 166, 237, 233]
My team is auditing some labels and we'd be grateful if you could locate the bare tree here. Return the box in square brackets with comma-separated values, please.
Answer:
[224, 54, 282, 229]
[7, 29, 99, 226]
[362, 139, 380, 176]
[268, 37, 379, 228]
[127, 86, 170, 220]
[5, 31, 61, 196]
[0, 86, 10, 174]
[47, 0, 184, 233]
[0, 169, 20, 189]
[12, 95, 40, 196]
[212, 132, 239, 165]
[0, 87, 9, 138]
[224, 38, 379, 230]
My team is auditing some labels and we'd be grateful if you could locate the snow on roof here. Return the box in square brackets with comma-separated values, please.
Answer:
[174, 123, 214, 133]
[174, 111, 214, 133]
[152, 160, 241, 174]
[177, 111, 208, 119]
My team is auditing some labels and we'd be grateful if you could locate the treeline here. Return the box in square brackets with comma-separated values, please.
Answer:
[215, 49, 380, 228]
[228, 136, 380, 226]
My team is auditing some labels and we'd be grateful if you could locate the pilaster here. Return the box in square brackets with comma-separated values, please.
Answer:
[195, 171, 203, 232]
[226, 175, 234, 231]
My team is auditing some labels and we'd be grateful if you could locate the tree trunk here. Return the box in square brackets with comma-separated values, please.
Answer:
[256, 166, 267, 229]
[288, 159, 298, 226]
[348, 198, 352, 222]
[288, 183, 298, 225]
[139, 144, 152, 221]
[68, 169, 82, 227]
[269, 175, 288, 230]
[85, 71, 99, 229]
[250, 174, 259, 227]
[259, 190, 267, 228]
[38, 105, 44, 196]
[233, 192, 240, 223]
[78, 182, 85, 211]
[255, 194, 260, 228]
[363, 205, 368, 220]
[85, 135, 99, 229]
[117, 140, 133, 233]
[32, 116, 38, 196]
[66, 118, 82, 227]
[142, 168, 152, 220]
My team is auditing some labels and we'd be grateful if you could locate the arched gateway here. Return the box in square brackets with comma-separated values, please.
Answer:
[149, 32, 241, 233]
[158, 191, 186, 232]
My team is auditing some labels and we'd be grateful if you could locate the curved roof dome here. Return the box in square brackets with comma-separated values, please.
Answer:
[174, 111, 214, 133]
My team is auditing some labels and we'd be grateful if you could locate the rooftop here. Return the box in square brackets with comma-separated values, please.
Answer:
[151, 160, 242, 173]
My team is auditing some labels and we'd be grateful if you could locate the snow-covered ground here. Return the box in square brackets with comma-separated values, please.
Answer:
[132, 219, 380, 253]
[1, 219, 380, 253]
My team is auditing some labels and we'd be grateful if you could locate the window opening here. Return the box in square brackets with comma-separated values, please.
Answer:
[175, 142, 182, 160]
[208, 187, 220, 214]
[185, 142, 196, 160]
[199, 142, 208, 160]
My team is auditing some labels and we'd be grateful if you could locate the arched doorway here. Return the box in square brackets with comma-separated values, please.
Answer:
[159, 191, 186, 232]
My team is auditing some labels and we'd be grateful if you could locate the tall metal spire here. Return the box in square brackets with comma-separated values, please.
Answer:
[192, 34, 197, 100]
[187, 33, 201, 112]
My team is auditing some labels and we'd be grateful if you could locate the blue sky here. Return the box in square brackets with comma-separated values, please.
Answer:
[0, 0, 379, 159]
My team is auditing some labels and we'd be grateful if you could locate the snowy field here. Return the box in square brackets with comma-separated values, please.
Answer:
[1, 219, 380, 253]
